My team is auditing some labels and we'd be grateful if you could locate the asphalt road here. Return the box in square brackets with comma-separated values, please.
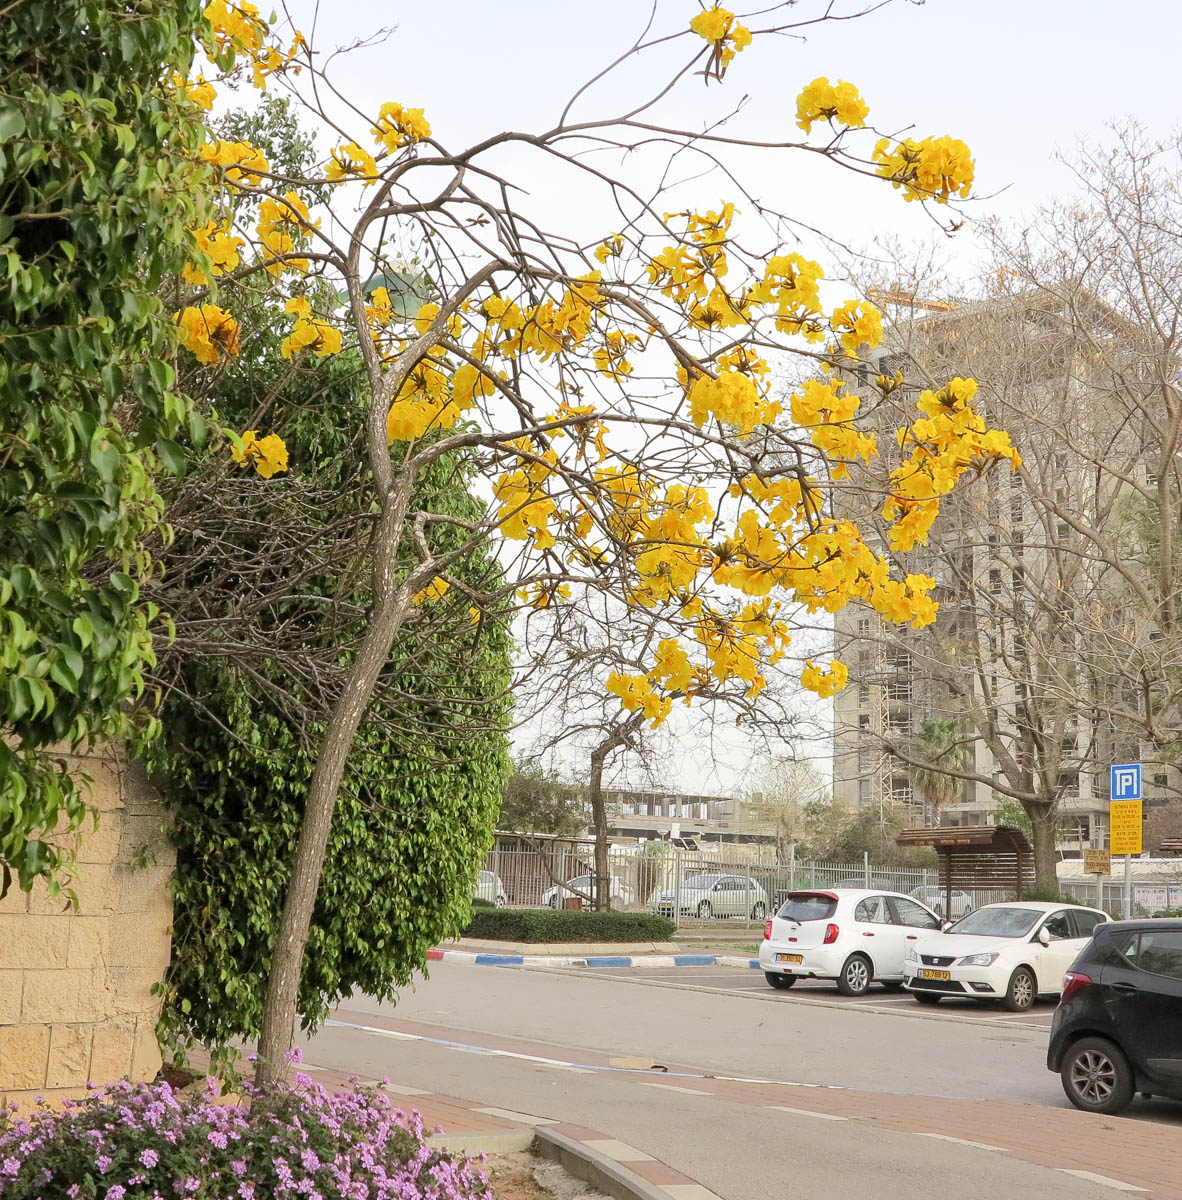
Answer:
[302, 962, 1137, 1200]
[346, 962, 1066, 1105]
[576, 965, 1061, 1030]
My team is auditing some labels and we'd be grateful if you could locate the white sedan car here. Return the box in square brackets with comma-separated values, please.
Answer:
[542, 874, 632, 908]
[759, 889, 943, 996]
[903, 901, 1110, 1011]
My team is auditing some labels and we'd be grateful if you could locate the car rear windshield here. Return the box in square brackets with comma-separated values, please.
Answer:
[946, 907, 1038, 938]
[778, 894, 837, 922]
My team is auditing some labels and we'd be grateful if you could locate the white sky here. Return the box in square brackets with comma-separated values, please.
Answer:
[273, 0, 1181, 796]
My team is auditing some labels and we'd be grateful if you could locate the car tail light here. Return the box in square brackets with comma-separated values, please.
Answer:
[823, 923, 839, 945]
[763, 920, 773, 941]
[1060, 971, 1092, 1003]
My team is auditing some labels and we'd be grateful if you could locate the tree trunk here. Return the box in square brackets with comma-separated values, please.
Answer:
[254, 501, 410, 1086]
[1024, 800, 1059, 894]
[589, 746, 612, 912]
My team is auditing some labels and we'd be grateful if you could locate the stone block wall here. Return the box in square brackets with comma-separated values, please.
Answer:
[0, 747, 174, 1109]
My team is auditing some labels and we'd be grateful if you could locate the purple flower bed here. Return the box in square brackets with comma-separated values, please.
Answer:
[0, 1069, 492, 1200]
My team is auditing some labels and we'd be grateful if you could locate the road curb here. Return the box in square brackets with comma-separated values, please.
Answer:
[426, 948, 760, 969]
[533, 1128, 703, 1200]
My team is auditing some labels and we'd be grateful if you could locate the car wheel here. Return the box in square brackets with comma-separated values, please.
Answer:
[836, 954, 872, 997]
[548, 897, 558, 909]
[495, 896, 507, 908]
[1061, 1037, 1135, 1115]
[751, 901, 767, 920]
[765, 972, 796, 990]
[696, 900, 713, 919]
[913, 991, 941, 1005]
[1002, 966, 1036, 1012]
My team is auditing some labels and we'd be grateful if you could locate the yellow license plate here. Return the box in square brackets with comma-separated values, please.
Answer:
[776, 953, 803, 964]
[918, 969, 950, 981]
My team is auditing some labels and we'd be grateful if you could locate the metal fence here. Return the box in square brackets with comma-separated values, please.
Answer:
[479, 843, 1012, 926]
[479, 839, 1182, 926]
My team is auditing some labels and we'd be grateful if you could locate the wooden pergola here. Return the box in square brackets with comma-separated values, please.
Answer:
[895, 825, 1035, 916]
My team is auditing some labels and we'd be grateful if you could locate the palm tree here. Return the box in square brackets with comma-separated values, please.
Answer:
[908, 718, 972, 826]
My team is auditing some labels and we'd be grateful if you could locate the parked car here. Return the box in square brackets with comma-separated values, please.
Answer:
[910, 885, 975, 920]
[902, 901, 1109, 1012]
[1048, 918, 1182, 1114]
[474, 869, 507, 907]
[652, 873, 770, 920]
[759, 889, 943, 996]
[834, 876, 896, 890]
[542, 874, 632, 909]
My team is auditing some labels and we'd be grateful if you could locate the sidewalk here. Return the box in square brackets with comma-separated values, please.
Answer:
[325, 1006, 1182, 1197]
[429, 937, 758, 969]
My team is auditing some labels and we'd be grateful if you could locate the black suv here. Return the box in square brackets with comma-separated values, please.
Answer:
[1047, 919, 1182, 1114]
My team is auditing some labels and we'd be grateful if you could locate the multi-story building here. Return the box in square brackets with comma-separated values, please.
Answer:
[555, 785, 775, 847]
[831, 289, 1179, 855]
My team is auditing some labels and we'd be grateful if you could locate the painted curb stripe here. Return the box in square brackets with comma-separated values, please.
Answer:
[428, 949, 764, 969]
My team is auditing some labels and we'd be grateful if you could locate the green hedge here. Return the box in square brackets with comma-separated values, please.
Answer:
[464, 909, 676, 943]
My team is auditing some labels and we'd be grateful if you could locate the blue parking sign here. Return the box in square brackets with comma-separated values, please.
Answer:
[1110, 763, 1142, 800]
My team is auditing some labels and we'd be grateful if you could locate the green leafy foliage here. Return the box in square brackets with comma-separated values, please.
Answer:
[464, 909, 676, 943]
[0, 0, 212, 891]
[498, 761, 586, 835]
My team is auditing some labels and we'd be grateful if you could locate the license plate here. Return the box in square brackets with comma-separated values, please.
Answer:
[776, 953, 803, 964]
[918, 969, 950, 981]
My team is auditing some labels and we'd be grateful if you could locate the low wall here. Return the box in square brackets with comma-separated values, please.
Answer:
[0, 747, 174, 1109]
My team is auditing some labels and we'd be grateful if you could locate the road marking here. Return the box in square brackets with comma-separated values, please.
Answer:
[473, 1106, 559, 1125]
[581, 1139, 655, 1161]
[1057, 1169, 1148, 1192]
[913, 1133, 1008, 1152]
[637, 1082, 711, 1096]
[766, 1105, 849, 1121]
[354, 1078, 432, 1095]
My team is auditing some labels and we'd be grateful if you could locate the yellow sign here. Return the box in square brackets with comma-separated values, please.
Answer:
[1083, 848, 1111, 876]
[1109, 800, 1143, 856]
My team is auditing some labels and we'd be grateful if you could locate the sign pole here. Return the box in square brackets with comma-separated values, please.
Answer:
[1109, 763, 1142, 922]
[1096, 856, 1104, 911]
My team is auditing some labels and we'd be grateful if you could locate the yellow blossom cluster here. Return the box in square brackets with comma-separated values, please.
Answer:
[492, 440, 559, 548]
[280, 297, 343, 359]
[231, 429, 289, 478]
[795, 78, 869, 133]
[800, 658, 848, 699]
[885, 376, 1021, 549]
[790, 379, 878, 479]
[181, 220, 244, 286]
[204, 0, 266, 55]
[688, 370, 781, 436]
[828, 299, 883, 357]
[606, 672, 674, 727]
[873, 135, 975, 204]
[371, 102, 432, 153]
[689, 5, 752, 78]
[175, 305, 240, 364]
[256, 192, 313, 276]
[176, 73, 216, 111]
[199, 139, 269, 187]
[325, 141, 378, 185]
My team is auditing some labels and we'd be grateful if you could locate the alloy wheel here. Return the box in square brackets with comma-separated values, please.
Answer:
[1069, 1049, 1117, 1106]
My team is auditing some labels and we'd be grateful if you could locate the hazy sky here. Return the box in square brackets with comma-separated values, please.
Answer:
[273, 0, 1181, 796]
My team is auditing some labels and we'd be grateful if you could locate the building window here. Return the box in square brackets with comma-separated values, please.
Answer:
[857, 616, 871, 636]
[859, 713, 871, 730]
[1154, 772, 1168, 789]
[858, 779, 871, 806]
[858, 684, 870, 708]
[988, 568, 1002, 594]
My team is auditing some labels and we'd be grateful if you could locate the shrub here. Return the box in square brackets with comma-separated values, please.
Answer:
[0, 1073, 491, 1200]
[471, 897, 497, 910]
[464, 908, 675, 943]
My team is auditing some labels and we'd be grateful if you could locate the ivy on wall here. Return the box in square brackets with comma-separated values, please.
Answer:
[0, 1, 212, 892]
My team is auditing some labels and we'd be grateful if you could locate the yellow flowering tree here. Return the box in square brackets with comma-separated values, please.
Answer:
[179, 1, 1018, 1082]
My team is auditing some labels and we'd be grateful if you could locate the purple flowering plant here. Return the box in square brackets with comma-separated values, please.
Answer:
[0, 1073, 491, 1200]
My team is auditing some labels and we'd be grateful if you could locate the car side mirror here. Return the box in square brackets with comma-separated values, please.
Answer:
[1037, 927, 1051, 947]
[941, 920, 952, 932]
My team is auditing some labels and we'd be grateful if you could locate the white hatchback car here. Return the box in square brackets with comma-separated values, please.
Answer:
[902, 901, 1110, 1012]
[759, 889, 943, 997]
